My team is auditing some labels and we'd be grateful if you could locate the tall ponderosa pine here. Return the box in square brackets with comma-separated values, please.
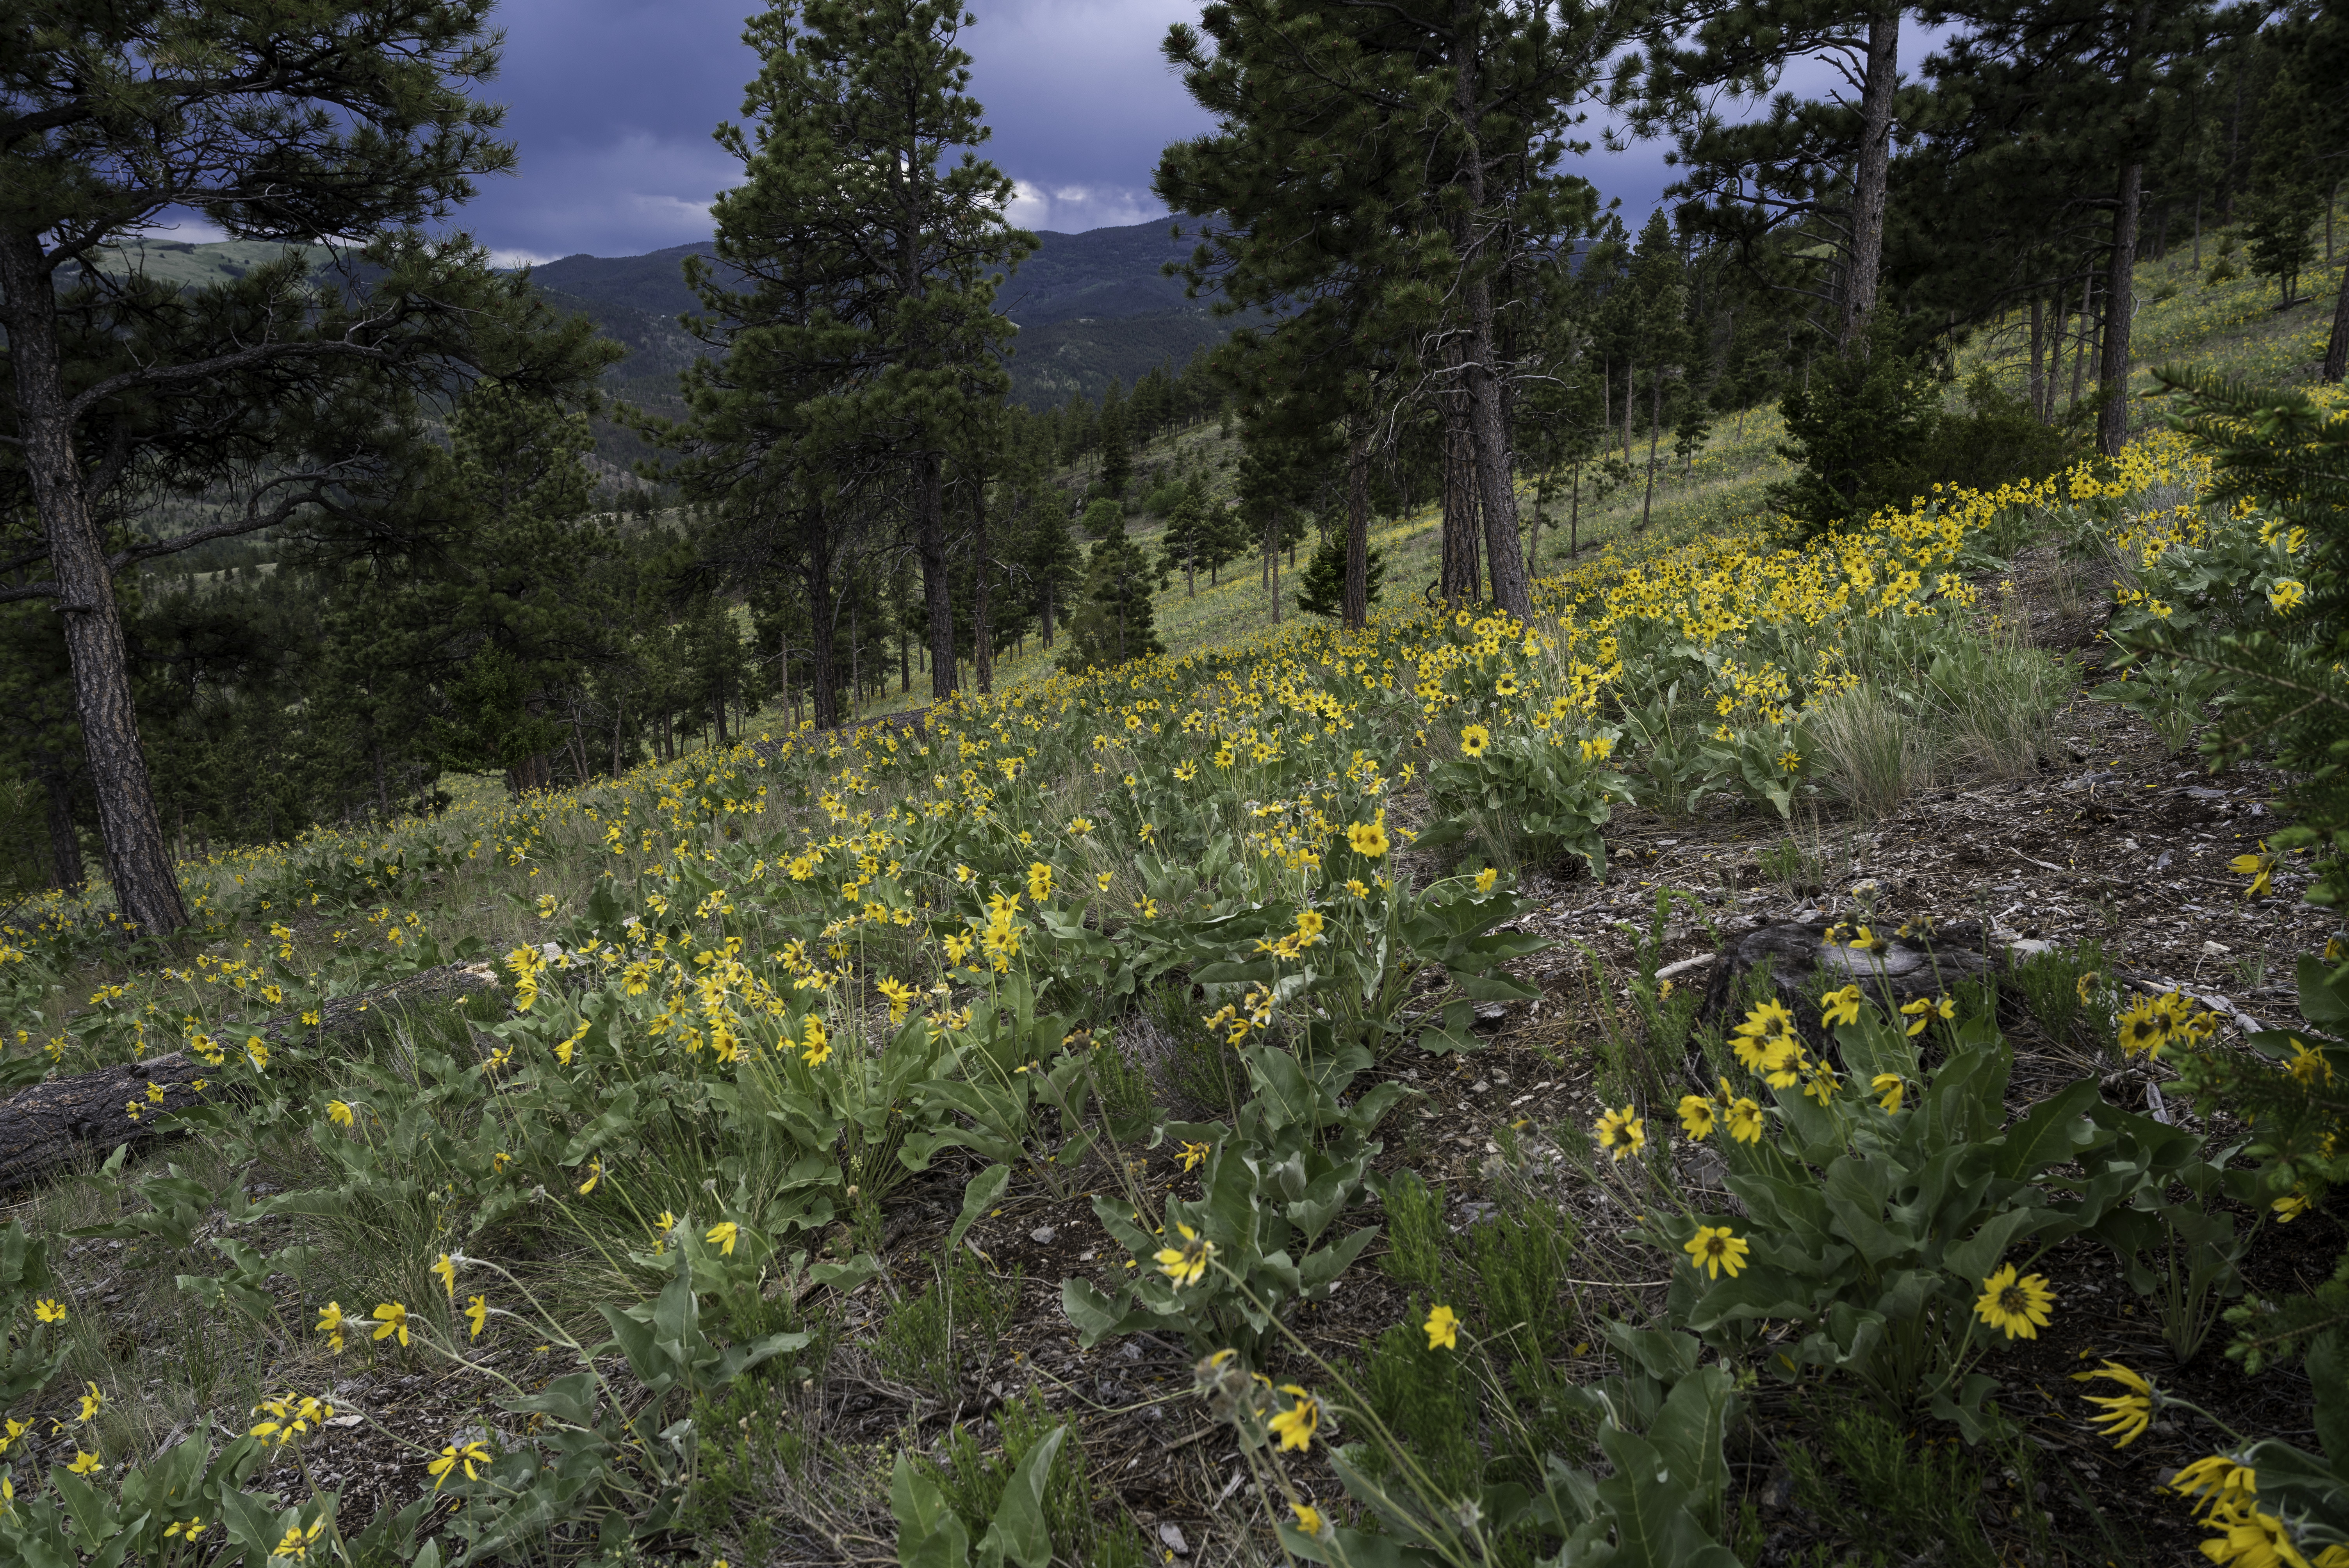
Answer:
[1624, 0, 1915, 356]
[700, 0, 1030, 706]
[1159, 0, 1633, 624]
[1919, 0, 2222, 453]
[0, 0, 611, 935]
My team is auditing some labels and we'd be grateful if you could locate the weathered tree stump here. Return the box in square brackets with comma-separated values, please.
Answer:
[1700, 921, 2002, 1035]
[0, 961, 502, 1192]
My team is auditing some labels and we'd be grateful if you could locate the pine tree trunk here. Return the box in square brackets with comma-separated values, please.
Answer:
[1640, 379, 1663, 530]
[1568, 460, 1581, 558]
[1344, 426, 1371, 629]
[0, 231, 187, 940]
[1837, 7, 1900, 356]
[972, 481, 994, 695]
[2323, 255, 2349, 381]
[803, 531, 841, 732]
[2099, 161, 2143, 457]
[36, 755, 81, 895]
[918, 453, 957, 698]
[2028, 294, 2047, 422]
[1440, 392, 1481, 607]
[2069, 275, 2094, 410]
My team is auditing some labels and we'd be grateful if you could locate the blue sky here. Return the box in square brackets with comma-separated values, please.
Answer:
[430, 0, 1683, 263]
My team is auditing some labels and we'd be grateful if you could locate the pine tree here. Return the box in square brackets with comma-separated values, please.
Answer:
[2244, 62, 2325, 307]
[1058, 530, 1164, 672]
[1625, 213, 1692, 530]
[684, 0, 1034, 706]
[1020, 500, 1086, 649]
[1296, 531, 1386, 620]
[0, 0, 612, 935]
[1160, 479, 1208, 596]
[1098, 380, 1133, 497]
[1158, 0, 1628, 624]
[1625, 0, 1912, 357]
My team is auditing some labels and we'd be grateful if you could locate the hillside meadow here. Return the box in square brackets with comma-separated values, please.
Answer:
[2, 356, 2343, 1565]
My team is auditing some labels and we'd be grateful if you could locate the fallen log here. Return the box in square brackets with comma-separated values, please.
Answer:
[0, 961, 503, 1193]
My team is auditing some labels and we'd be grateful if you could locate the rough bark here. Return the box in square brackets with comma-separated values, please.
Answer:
[1440, 394, 1481, 607]
[1446, 0, 1533, 624]
[0, 231, 188, 939]
[2098, 161, 2144, 458]
[0, 962, 504, 1193]
[1836, 9, 1902, 357]
[36, 755, 82, 895]
[802, 505, 842, 731]
[1343, 426, 1371, 629]
[1639, 378, 1663, 530]
[2027, 294, 2047, 422]
[972, 481, 994, 695]
[918, 453, 957, 699]
[2068, 274, 2094, 410]
[1699, 922, 2000, 1066]
[2325, 255, 2349, 382]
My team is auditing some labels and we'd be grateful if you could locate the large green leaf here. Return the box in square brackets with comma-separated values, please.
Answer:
[977, 1426, 1065, 1568]
[891, 1454, 973, 1568]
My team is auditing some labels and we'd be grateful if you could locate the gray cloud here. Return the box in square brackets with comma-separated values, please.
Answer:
[453, 0, 1677, 260]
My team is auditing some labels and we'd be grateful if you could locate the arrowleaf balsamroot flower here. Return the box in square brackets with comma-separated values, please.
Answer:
[433, 1253, 457, 1299]
[1424, 1304, 1460, 1350]
[1347, 820, 1388, 857]
[1820, 985, 1864, 1027]
[429, 1439, 493, 1490]
[2229, 845, 2279, 898]
[32, 1299, 64, 1324]
[706, 1221, 741, 1256]
[1722, 1096, 1766, 1144]
[1269, 1386, 1319, 1451]
[1156, 1223, 1215, 1286]
[1677, 1094, 1716, 1140]
[1593, 1104, 1645, 1161]
[371, 1302, 410, 1347]
[1973, 1263, 2055, 1340]
[317, 1301, 347, 1353]
[2116, 996, 2170, 1057]
[2169, 1454, 2259, 1517]
[1683, 1226, 1752, 1281]
[2070, 1361, 2154, 1447]
[1900, 994, 1955, 1037]
[1871, 1072, 1906, 1113]
[465, 1295, 489, 1338]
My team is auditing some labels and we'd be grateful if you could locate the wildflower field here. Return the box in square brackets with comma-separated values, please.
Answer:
[0, 422, 2344, 1568]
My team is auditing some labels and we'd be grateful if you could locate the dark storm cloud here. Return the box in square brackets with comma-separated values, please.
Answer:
[453, 0, 1681, 262]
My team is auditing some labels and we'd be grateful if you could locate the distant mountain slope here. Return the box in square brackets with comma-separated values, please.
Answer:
[81, 223, 1240, 451]
[521, 219, 1237, 410]
[529, 242, 715, 324]
[998, 219, 1205, 326]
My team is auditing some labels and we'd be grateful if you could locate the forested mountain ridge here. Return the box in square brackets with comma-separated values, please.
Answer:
[84, 223, 1228, 440]
[520, 219, 1236, 412]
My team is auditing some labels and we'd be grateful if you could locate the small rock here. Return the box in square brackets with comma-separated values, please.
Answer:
[1029, 1226, 1057, 1245]
[2202, 941, 2231, 955]
[1159, 1522, 1191, 1557]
